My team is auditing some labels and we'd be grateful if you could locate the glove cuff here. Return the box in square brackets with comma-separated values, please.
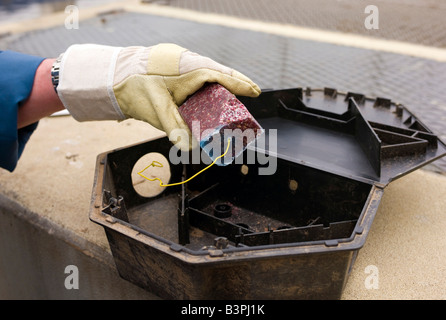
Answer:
[57, 44, 126, 121]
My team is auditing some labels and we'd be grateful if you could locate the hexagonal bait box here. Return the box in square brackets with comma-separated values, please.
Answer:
[90, 87, 446, 299]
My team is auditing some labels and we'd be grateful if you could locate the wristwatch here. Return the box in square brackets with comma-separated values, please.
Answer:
[51, 53, 63, 93]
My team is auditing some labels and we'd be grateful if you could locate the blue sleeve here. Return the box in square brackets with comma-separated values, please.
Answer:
[0, 50, 45, 172]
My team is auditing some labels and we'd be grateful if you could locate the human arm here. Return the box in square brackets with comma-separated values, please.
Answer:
[0, 50, 48, 171]
[56, 43, 261, 150]
[2, 44, 260, 171]
[17, 58, 64, 129]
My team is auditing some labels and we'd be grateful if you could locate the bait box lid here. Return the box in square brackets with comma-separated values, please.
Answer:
[239, 87, 446, 187]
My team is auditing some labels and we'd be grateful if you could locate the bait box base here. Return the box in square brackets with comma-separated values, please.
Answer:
[90, 87, 446, 299]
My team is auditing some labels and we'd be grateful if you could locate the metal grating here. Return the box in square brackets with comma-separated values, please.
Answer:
[158, 0, 446, 48]
[2, 10, 445, 171]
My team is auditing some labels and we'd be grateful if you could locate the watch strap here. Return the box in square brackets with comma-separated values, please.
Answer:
[51, 53, 63, 93]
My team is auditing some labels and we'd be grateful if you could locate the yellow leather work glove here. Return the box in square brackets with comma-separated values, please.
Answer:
[56, 43, 261, 150]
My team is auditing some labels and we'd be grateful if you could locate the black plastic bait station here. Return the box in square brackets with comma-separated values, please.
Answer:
[90, 87, 446, 299]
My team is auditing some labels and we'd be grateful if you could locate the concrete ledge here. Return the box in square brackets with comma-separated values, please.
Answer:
[0, 191, 158, 299]
[1, 115, 446, 299]
[0, 116, 164, 299]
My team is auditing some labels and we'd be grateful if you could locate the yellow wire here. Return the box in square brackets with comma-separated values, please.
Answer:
[137, 138, 231, 187]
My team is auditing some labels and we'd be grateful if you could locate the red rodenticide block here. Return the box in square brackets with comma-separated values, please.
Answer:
[178, 83, 263, 163]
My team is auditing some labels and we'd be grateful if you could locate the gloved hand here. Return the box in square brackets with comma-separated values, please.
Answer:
[56, 43, 261, 150]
